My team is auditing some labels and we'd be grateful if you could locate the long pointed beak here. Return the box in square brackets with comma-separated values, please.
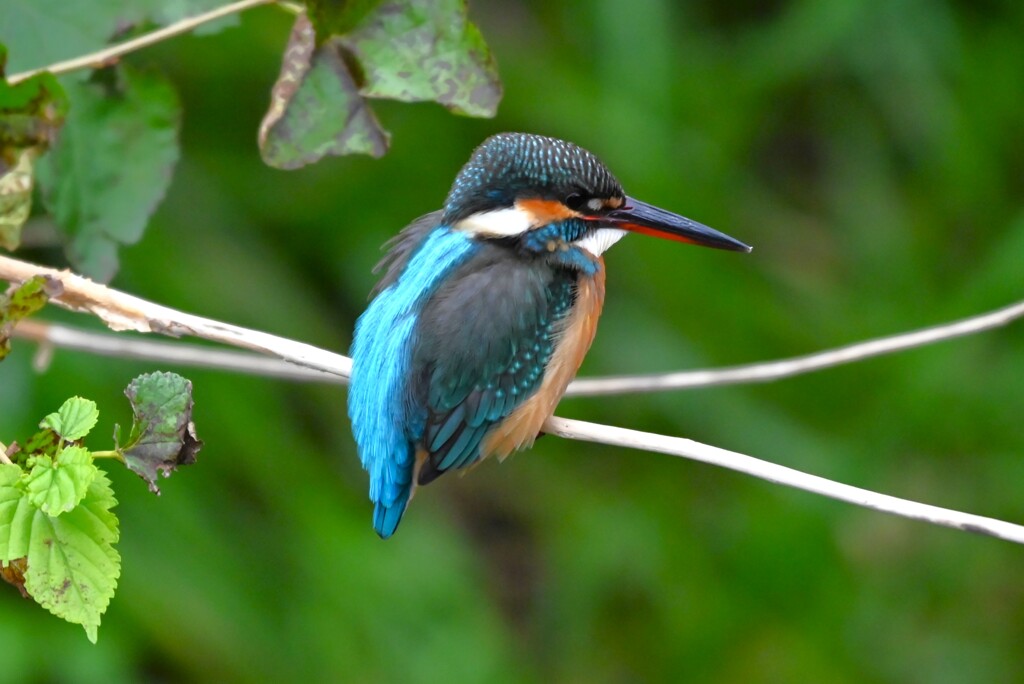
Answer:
[603, 196, 752, 253]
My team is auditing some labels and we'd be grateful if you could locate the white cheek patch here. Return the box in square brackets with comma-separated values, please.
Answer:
[575, 228, 627, 257]
[453, 207, 533, 237]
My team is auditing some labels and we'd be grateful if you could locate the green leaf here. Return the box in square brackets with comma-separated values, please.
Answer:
[0, 69, 69, 250]
[0, 275, 63, 361]
[259, 14, 390, 169]
[40, 396, 100, 442]
[36, 66, 181, 282]
[0, 1, 139, 78]
[23, 469, 120, 643]
[0, 1, 235, 78]
[0, 463, 30, 561]
[0, 70, 69, 150]
[118, 371, 202, 494]
[341, 0, 502, 117]
[23, 447, 98, 516]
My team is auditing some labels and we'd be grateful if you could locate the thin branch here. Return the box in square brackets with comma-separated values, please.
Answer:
[2, 254, 1022, 544]
[13, 319, 335, 382]
[566, 299, 1024, 396]
[543, 417, 1024, 545]
[0, 255, 349, 376]
[11, 285, 1024, 403]
[7, 0, 277, 84]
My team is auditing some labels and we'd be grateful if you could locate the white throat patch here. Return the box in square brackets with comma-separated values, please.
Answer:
[575, 228, 627, 257]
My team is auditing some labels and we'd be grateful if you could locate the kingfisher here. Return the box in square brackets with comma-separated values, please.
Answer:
[348, 132, 751, 538]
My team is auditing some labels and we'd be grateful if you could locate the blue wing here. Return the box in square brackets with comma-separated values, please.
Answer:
[348, 218, 477, 538]
[411, 244, 578, 483]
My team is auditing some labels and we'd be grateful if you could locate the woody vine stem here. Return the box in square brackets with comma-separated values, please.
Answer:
[2, 254, 1024, 544]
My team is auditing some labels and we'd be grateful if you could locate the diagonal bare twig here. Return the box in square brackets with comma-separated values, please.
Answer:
[543, 417, 1024, 544]
[567, 299, 1024, 396]
[8, 0, 277, 84]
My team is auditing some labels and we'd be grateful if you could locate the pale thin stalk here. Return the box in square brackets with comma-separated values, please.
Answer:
[14, 319, 335, 382]
[0, 255, 348, 376]
[543, 417, 1024, 544]
[8, 0, 277, 84]
[566, 300, 1024, 396]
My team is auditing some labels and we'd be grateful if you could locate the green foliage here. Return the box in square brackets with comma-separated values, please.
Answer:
[0, 275, 62, 360]
[340, 0, 502, 116]
[0, 0, 238, 77]
[4, 0, 501, 277]
[40, 396, 100, 442]
[0, 376, 199, 642]
[118, 371, 202, 494]
[35, 67, 181, 282]
[260, 0, 500, 168]
[260, 14, 390, 167]
[0, 0, 133, 79]
[0, 64, 68, 250]
[24, 446, 98, 515]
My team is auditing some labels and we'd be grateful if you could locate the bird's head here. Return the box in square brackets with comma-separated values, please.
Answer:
[442, 132, 751, 257]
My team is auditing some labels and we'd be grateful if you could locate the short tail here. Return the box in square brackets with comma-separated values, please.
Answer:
[373, 486, 411, 539]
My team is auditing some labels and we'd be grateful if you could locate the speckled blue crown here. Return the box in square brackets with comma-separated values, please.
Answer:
[442, 133, 624, 223]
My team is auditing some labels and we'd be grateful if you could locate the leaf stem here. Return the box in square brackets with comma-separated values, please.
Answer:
[7, 0, 279, 85]
[90, 450, 123, 461]
[0, 442, 11, 465]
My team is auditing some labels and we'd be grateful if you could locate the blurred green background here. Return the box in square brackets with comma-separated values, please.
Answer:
[3, 0, 1024, 681]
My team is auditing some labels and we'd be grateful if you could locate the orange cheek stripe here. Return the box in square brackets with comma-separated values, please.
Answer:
[516, 198, 578, 225]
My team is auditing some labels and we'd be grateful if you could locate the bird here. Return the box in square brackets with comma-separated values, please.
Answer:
[348, 132, 751, 538]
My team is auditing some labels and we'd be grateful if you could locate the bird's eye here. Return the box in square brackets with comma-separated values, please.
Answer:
[565, 193, 587, 211]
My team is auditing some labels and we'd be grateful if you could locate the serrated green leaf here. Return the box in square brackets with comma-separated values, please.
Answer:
[259, 14, 390, 169]
[24, 447, 98, 516]
[36, 66, 181, 282]
[341, 0, 502, 117]
[0, 463, 31, 561]
[119, 371, 202, 493]
[23, 469, 119, 643]
[0, 275, 63, 360]
[40, 396, 99, 442]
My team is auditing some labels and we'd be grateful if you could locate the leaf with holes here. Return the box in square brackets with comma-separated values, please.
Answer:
[117, 372, 202, 494]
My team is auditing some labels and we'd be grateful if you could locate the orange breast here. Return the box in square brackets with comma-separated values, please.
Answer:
[482, 262, 607, 458]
